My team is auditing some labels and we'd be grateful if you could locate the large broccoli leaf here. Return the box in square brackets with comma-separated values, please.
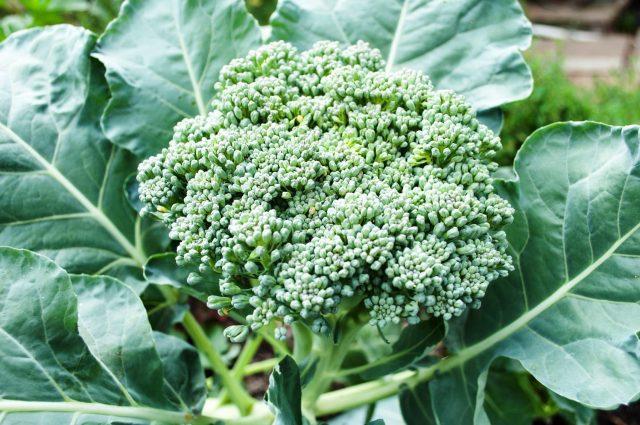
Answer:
[95, 0, 262, 157]
[0, 247, 205, 423]
[270, 0, 532, 113]
[400, 122, 640, 424]
[340, 321, 443, 381]
[0, 25, 167, 291]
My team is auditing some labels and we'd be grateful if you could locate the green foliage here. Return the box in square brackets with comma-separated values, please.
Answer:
[0, 24, 167, 293]
[0, 247, 205, 423]
[0, 0, 122, 40]
[353, 320, 443, 380]
[266, 356, 303, 425]
[499, 52, 640, 164]
[0, 1, 638, 425]
[94, 0, 263, 158]
[484, 365, 550, 425]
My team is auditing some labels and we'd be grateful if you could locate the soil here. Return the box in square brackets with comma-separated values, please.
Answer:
[598, 402, 640, 425]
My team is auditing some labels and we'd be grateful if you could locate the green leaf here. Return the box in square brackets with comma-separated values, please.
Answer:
[550, 391, 596, 425]
[149, 303, 189, 333]
[0, 247, 205, 423]
[358, 321, 443, 380]
[143, 252, 218, 301]
[270, 0, 532, 112]
[355, 323, 403, 364]
[477, 108, 504, 135]
[154, 332, 207, 413]
[144, 252, 193, 288]
[95, 0, 262, 157]
[0, 25, 166, 286]
[400, 122, 640, 424]
[124, 173, 144, 214]
[71, 274, 171, 409]
[401, 381, 440, 425]
[0, 248, 120, 406]
[266, 356, 303, 425]
[142, 285, 190, 332]
[492, 166, 517, 182]
[483, 365, 546, 425]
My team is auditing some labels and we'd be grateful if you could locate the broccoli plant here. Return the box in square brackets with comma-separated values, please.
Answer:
[0, 1, 638, 425]
[137, 40, 515, 339]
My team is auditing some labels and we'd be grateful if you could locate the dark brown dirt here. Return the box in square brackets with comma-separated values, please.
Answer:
[598, 402, 640, 425]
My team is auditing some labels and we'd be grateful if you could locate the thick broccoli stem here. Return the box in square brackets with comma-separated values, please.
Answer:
[301, 309, 368, 418]
[292, 321, 313, 362]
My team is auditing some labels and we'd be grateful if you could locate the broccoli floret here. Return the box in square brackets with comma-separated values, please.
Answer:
[137, 40, 514, 340]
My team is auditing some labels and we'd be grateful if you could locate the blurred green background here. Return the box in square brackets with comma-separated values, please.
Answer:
[498, 51, 640, 164]
[0, 0, 122, 38]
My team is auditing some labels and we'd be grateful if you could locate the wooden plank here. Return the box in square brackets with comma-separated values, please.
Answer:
[531, 34, 634, 84]
[526, 0, 629, 29]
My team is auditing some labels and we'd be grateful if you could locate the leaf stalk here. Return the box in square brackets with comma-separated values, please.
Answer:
[182, 311, 255, 415]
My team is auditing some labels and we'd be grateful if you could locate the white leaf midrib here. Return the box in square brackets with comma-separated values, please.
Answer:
[2, 213, 91, 227]
[0, 327, 70, 401]
[385, 0, 410, 72]
[0, 400, 192, 424]
[173, 12, 206, 116]
[76, 320, 138, 407]
[0, 122, 145, 265]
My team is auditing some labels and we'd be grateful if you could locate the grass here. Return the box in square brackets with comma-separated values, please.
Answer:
[498, 51, 640, 165]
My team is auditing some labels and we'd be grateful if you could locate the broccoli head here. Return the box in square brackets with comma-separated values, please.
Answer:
[137, 41, 514, 341]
